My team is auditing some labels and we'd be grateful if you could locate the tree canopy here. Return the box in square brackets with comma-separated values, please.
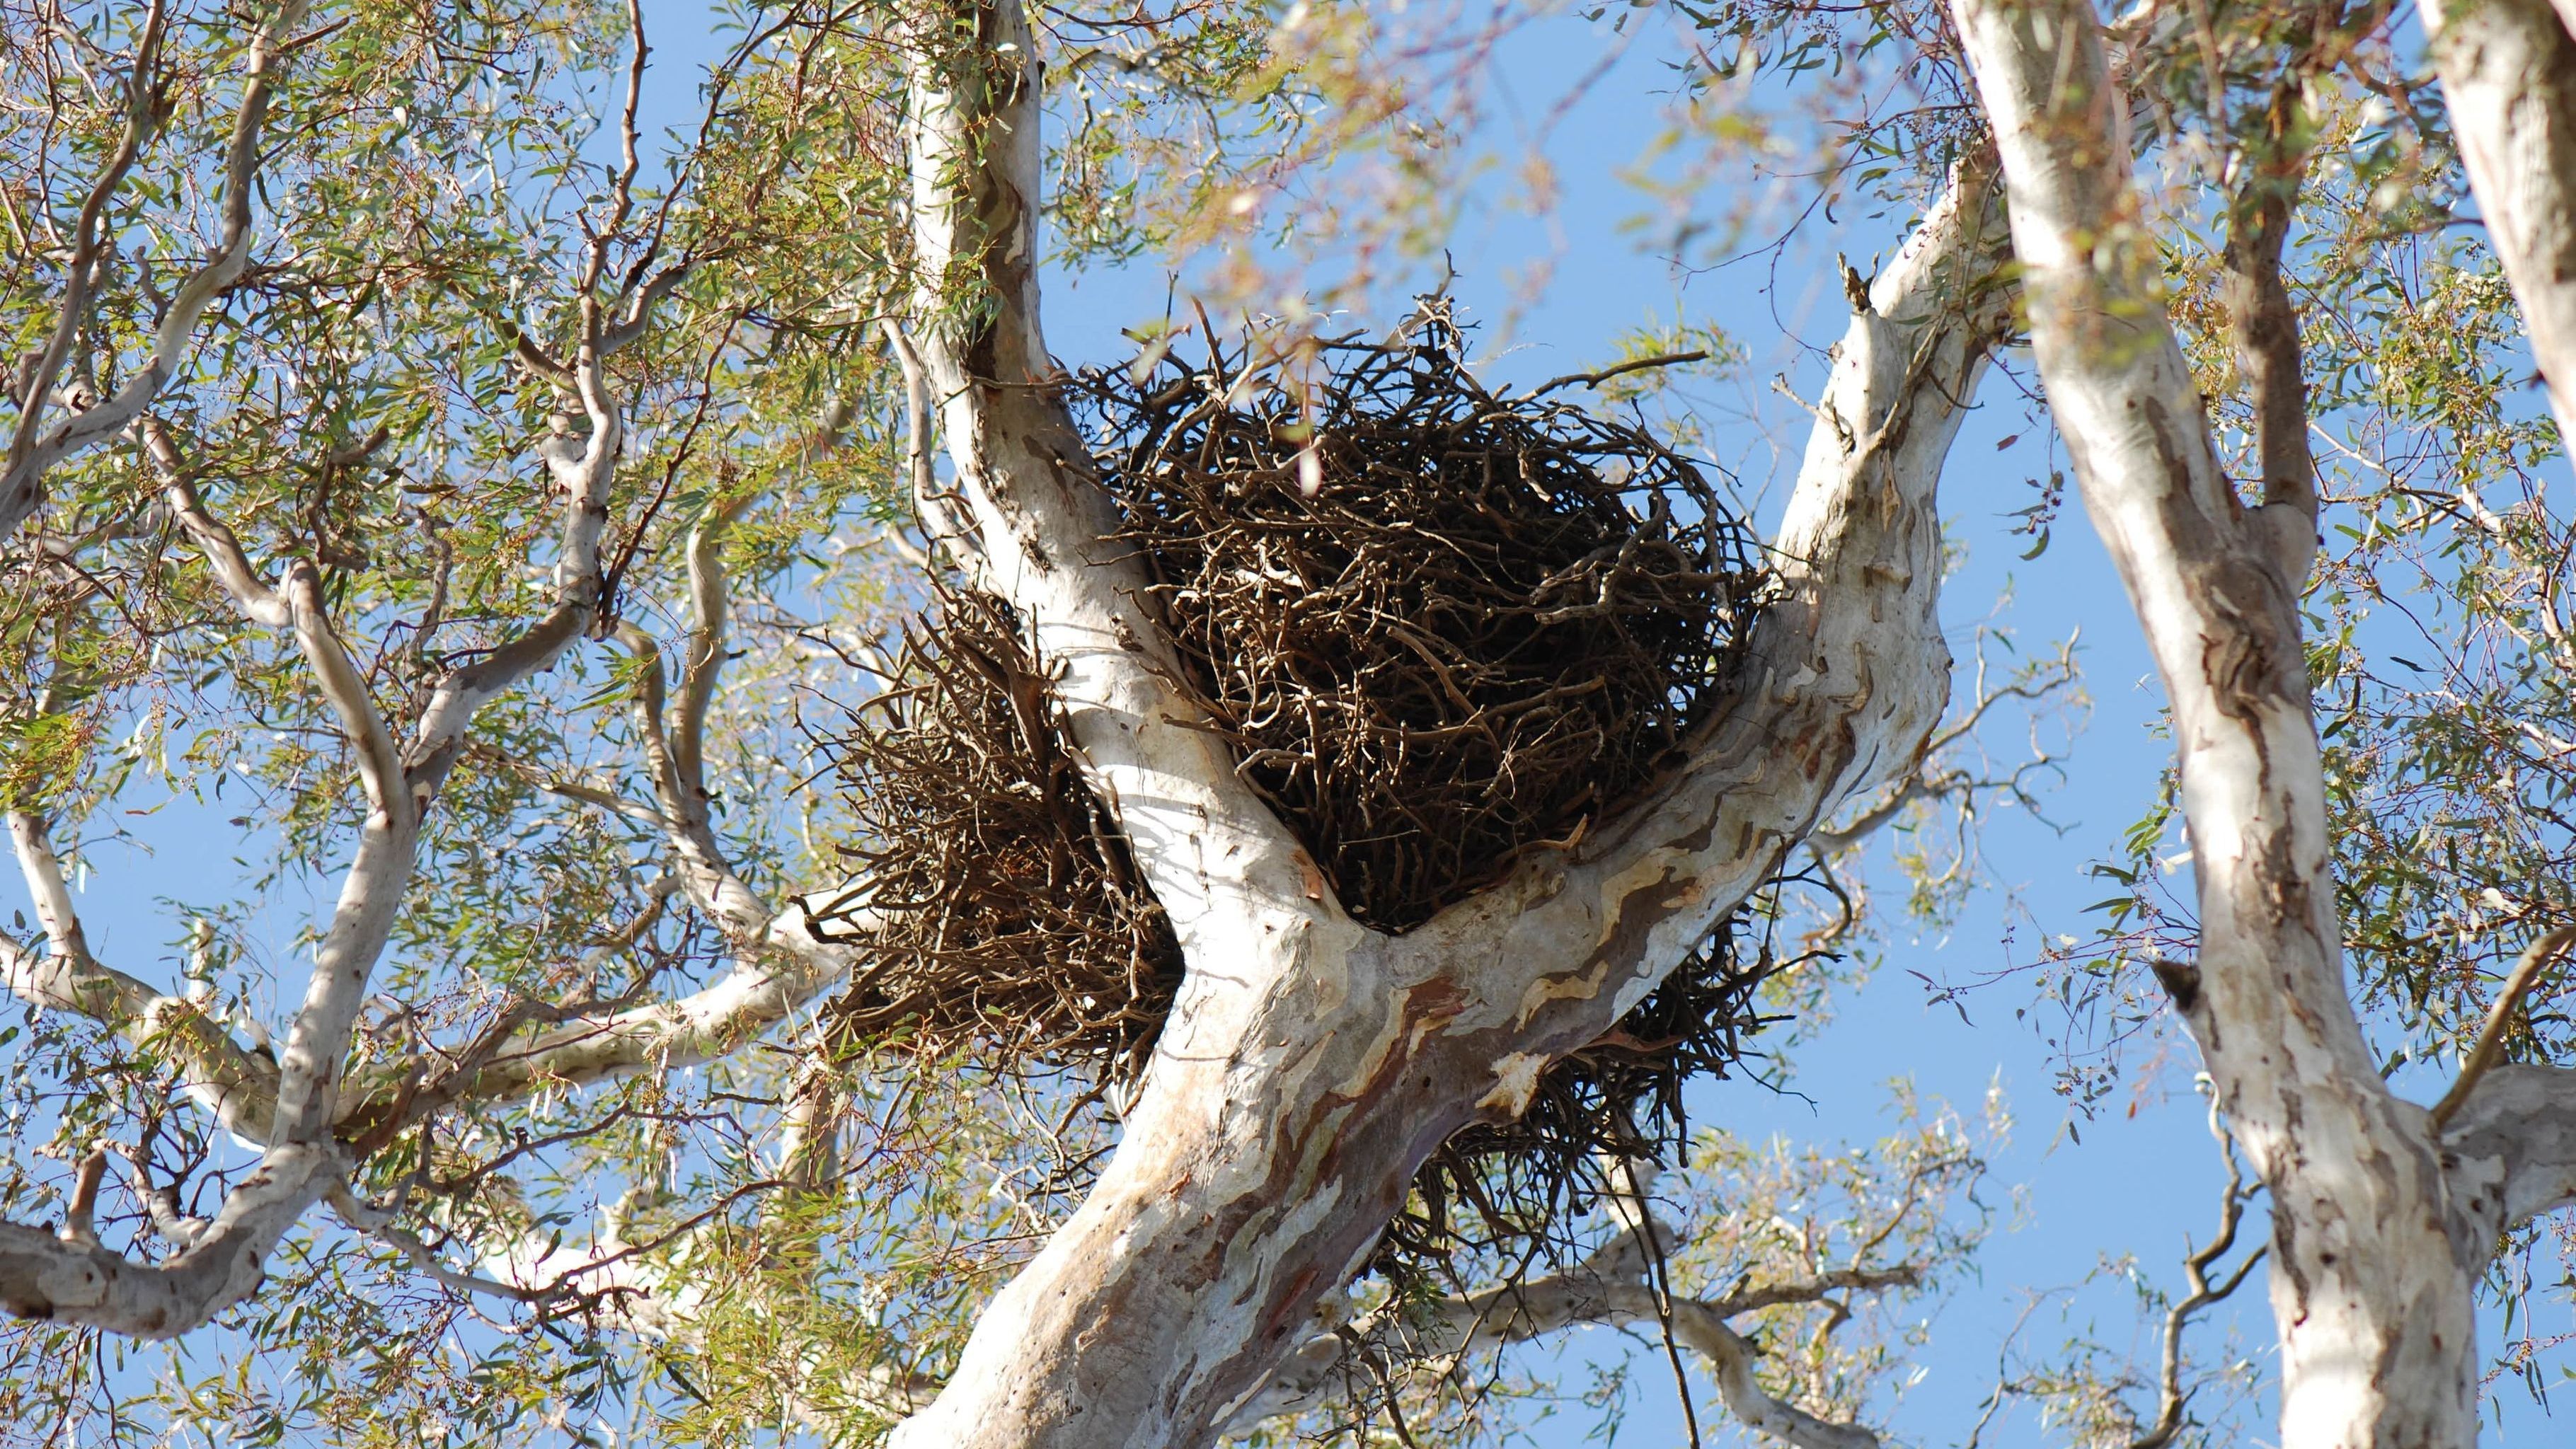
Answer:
[0, 0, 2573, 1446]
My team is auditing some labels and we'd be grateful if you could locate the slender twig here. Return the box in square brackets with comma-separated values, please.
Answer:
[2127, 1090, 2267, 1449]
[1528, 350, 1713, 397]
[2431, 925, 2576, 1128]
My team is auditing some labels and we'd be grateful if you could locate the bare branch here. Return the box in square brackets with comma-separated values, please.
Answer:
[2219, 75, 2319, 578]
[400, 347, 625, 797]
[1528, 349, 1713, 397]
[142, 419, 289, 628]
[325, 1183, 546, 1303]
[120, 1150, 208, 1247]
[392, 907, 850, 1104]
[1664, 1302, 1885, 1449]
[59, 1144, 108, 1247]
[2127, 1095, 2267, 1449]
[883, 323, 965, 570]
[144, 417, 406, 814]
[612, 481, 777, 946]
[2432, 925, 2576, 1128]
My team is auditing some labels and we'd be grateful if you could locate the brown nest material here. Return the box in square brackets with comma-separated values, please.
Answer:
[1087, 300, 1766, 930]
[812, 589, 1180, 1081]
[815, 300, 1781, 1274]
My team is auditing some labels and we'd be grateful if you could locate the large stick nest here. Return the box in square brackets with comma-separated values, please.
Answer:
[816, 589, 1181, 1083]
[817, 301, 1778, 1271]
[1098, 301, 1764, 930]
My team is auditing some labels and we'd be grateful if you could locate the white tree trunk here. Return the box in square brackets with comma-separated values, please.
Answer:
[1950, 4, 2489, 1445]
[2426, 0, 2576, 458]
[885, 6, 2011, 1441]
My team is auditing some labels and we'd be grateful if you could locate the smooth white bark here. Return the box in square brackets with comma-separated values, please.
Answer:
[1952, 2, 2487, 1444]
[2425, 0, 2576, 456]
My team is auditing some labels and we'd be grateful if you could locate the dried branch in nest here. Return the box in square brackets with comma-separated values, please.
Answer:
[1083, 299, 1765, 930]
[811, 589, 1180, 1081]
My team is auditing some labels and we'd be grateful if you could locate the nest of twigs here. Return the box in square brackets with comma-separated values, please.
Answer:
[815, 590, 1180, 1081]
[817, 301, 1778, 1272]
[1096, 302, 1763, 929]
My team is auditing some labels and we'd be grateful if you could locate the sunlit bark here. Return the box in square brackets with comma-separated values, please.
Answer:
[880, 7, 2010, 1443]
[1953, 1, 2491, 1443]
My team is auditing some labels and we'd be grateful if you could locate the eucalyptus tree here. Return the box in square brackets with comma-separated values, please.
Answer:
[0, 1, 2573, 1448]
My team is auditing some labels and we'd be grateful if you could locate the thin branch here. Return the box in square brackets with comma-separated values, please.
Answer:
[883, 322, 965, 570]
[672, 492, 757, 806]
[1527, 350, 1713, 397]
[325, 1183, 546, 1303]
[616, 623, 771, 945]
[2431, 925, 2576, 1128]
[1664, 1301, 1884, 1449]
[377, 914, 850, 1106]
[400, 374, 622, 797]
[142, 417, 403, 812]
[119, 1150, 207, 1247]
[1808, 638, 2079, 853]
[142, 418, 288, 627]
[2127, 1092, 2267, 1449]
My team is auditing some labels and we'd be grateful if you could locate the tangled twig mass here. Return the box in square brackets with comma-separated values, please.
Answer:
[820, 303, 1781, 1271]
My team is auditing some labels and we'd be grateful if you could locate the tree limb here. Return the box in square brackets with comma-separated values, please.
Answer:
[2430, 924, 2576, 1128]
[2436, 1062, 2576, 1230]
[899, 0, 1339, 969]
[1952, 0, 2482, 1441]
[2426, 0, 2576, 463]
[0, 1138, 341, 1338]
[4, 811, 280, 1142]
[2218, 72, 2318, 579]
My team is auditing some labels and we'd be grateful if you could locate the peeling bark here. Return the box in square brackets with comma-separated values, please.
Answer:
[2427, 0, 2576, 457]
[884, 8, 2009, 1441]
[1952, 1, 2488, 1443]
